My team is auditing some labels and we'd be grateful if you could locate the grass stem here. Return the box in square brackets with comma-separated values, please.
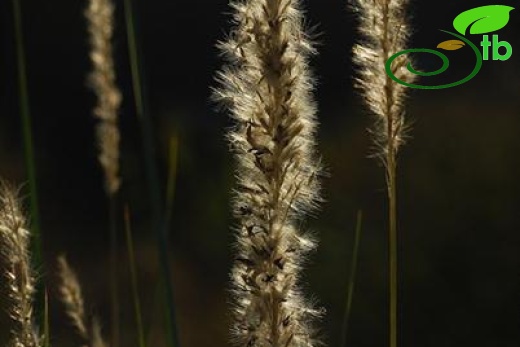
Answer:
[12, 0, 42, 270]
[387, 151, 398, 347]
[123, 1, 180, 346]
[109, 196, 120, 347]
[124, 205, 147, 347]
[44, 289, 50, 347]
[165, 135, 179, 228]
[12, 1, 45, 332]
[340, 210, 363, 347]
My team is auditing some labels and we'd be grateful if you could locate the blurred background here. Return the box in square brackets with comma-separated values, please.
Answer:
[1, 0, 520, 346]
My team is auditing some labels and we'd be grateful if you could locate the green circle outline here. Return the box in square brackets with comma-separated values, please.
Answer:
[385, 30, 483, 90]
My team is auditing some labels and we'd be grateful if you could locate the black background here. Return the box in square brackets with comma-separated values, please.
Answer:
[1, 1, 520, 346]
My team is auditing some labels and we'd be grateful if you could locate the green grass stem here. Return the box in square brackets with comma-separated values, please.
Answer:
[123, 1, 180, 346]
[12, 0, 45, 331]
[124, 205, 147, 347]
[165, 135, 178, 234]
[43, 289, 50, 347]
[109, 196, 120, 347]
[12, 0, 42, 270]
[340, 210, 363, 347]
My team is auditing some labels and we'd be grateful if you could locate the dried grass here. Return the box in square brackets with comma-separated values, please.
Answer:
[215, 0, 323, 346]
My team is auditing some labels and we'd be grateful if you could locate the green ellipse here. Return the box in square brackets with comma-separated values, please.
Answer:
[385, 30, 483, 90]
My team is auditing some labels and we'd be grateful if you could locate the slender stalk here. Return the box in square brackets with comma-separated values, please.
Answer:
[158, 135, 179, 346]
[122, 0, 162, 224]
[384, 45, 399, 344]
[387, 159, 397, 347]
[12, 1, 45, 333]
[43, 289, 50, 347]
[385, 67, 398, 347]
[340, 210, 363, 347]
[123, 0, 144, 120]
[12, 0, 42, 273]
[109, 197, 119, 347]
[165, 135, 179, 228]
[123, 1, 179, 346]
[124, 206, 147, 347]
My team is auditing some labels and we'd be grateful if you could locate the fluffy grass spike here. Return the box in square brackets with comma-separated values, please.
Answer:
[56, 256, 109, 347]
[215, 1, 323, 346]
[57, 256, 88, 339]
[0, 181, 41, 347]
[352, 0, 416, 159]
[86, 0, 122, 196]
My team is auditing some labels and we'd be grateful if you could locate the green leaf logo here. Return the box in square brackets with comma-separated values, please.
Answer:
[453, 5, 514, 35]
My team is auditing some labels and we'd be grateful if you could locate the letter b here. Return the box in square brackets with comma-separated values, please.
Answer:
[492, 35, 512, 61]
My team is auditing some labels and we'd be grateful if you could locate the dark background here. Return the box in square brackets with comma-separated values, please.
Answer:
[1, 0, 520, 346]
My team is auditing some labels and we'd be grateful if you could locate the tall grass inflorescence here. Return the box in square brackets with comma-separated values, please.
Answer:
[352, 0, 416, 346]
[57, 256, 109, 347]
[0, 182, 40, 347]
[56, 256, 88, 340]
[85, 0, 122, 345]
[86, 0, 122, 196]
[215, 0, 323, 346]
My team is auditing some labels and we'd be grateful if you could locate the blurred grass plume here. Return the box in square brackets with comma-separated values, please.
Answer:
[0, 181, 40, 347]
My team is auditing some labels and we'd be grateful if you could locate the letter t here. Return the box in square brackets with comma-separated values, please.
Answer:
[481, 35, 491, 60]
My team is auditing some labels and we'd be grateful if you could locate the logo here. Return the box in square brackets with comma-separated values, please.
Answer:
[386, 5, 515, 89]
